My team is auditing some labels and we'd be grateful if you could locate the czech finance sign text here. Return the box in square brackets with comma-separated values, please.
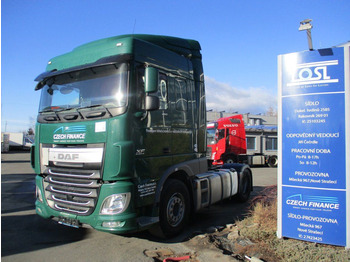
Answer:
[277, 44, 350, 247]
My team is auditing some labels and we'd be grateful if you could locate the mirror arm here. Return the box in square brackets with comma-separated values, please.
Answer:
[140, 111, 148, 121]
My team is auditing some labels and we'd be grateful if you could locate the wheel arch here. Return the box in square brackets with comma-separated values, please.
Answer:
[222, 153, 238, 163]
[155, 169, 193, 208]
[153, 158, 205, 212]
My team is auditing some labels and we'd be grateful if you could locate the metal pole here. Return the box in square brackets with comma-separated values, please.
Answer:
[299, 19, 314, 51]
[307, 29, 313, 51]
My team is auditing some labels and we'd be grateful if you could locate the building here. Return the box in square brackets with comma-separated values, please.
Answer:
[207, 111, 277, 126]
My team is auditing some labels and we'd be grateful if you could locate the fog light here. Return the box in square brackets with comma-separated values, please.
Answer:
[36, 185, 43, 202]
[102, 221, 125, 228]
[100, 193, 130, 215]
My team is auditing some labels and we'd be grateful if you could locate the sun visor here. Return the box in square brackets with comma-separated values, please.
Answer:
[34, 54, 132, 89]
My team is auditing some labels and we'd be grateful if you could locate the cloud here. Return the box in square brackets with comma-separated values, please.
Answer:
[205, 76, 277, 114]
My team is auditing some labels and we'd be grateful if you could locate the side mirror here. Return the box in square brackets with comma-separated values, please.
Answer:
[145, 95, 159, 111]
[145, 67, 158, 93]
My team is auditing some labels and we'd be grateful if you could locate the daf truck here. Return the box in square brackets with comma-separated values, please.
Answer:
[207, 114, 278, 167]
[32, 34, 252, 237]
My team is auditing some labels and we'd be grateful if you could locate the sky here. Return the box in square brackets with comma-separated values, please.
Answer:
[2, 0, 349, 132]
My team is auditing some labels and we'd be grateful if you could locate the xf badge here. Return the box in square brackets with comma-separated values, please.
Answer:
[136, 149, 145, 156]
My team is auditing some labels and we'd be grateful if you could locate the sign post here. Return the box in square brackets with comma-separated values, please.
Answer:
[277, 44, 350, 247]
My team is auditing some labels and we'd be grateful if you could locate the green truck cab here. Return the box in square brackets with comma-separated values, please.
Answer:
[32, 34, 252, 237]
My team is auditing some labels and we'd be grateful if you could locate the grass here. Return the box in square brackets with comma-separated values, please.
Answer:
[234, 186, 350, 262]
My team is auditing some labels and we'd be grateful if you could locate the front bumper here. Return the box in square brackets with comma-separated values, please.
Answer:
[35, 176, 140, 234]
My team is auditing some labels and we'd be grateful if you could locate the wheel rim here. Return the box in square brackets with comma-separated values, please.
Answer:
[272, 158, 278, 165]
[269, 157, 278, 167]
[226, 158, 234, 163]
[166, 193, 185, 227]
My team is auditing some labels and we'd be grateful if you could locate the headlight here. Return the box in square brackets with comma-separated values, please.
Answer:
[100, 193, 130, 215]
[36, 185, 43, 202]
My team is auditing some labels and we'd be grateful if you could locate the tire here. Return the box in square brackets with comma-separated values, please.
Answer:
[267, 156, 278, 168]
[237, 168, 252, 202]
[224, 155, 238, 164]
[158, 179, 190, 238]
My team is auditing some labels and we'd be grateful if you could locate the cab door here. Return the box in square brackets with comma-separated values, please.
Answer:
[135, 69, 172, 181]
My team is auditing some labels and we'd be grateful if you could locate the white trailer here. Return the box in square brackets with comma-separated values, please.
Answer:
[244, 125, 278, 167]
[3, 132, 33, 149]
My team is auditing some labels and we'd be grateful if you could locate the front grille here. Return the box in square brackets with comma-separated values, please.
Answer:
[43, 167, 102, 215]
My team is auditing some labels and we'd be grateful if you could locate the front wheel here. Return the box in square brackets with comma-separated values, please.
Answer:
[158, 179, 190, 238]
[224, 155, 238, 164]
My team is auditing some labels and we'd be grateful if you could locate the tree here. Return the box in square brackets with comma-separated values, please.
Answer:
[27, 128, 34, 135]
[266, 106, 277, 117]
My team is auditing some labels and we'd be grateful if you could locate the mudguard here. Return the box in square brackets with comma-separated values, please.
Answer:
[221, 163, 253, 192]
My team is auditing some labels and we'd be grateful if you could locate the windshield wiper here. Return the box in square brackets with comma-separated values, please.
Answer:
[78, 104, 112, 117]
[40, 107, 83, 121]
[40, 106, 75, 113]
[39, 108, 62, 121]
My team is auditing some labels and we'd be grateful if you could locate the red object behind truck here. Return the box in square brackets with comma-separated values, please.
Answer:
[207, 114, 278, 167]
[207, 115, 246, 165]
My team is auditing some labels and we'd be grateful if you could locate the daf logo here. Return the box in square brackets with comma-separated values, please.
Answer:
[57, 153, 79, 161]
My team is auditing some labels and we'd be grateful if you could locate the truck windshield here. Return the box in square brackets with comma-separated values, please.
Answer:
[38, 63, 128, 112]
[207, 129, 216, 145]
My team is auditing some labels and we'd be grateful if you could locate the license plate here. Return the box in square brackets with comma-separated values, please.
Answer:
[57, 217, 80, 228]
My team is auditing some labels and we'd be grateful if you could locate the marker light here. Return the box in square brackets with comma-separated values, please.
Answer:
[100, 193, 130, 215]
[102, 221, 125, 228]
